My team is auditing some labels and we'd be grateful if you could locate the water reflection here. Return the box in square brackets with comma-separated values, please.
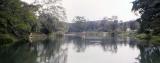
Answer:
[65, 34, 140, 63]
[66, 34, 138, 53]
[137, 44, 160, 63]
[0, 36, 67, 63]
[0, 34, 160, 63]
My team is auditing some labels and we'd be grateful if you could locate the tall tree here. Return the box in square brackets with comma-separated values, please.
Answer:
[39, 13, 67, 34]
[32, 0, 67, 33]
[73, 16, 86, 32]
[33, 0, 66, 21]
[132, 0, 160, 35]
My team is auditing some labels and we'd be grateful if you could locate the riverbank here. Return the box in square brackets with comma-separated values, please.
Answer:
[0, 32, 64, 47]
[134, 33, 160, 44]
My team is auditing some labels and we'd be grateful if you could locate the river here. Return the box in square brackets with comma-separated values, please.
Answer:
[0, 33, 160, 63]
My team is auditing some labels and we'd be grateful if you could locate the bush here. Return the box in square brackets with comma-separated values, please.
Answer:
[0, 34, 17, 45]
[151, 36, 160, 43]
[136, 34, 147, 40]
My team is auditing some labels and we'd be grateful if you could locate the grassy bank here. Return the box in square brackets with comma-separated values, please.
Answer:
[135, 33, 160, 44]
[1, 32, 65, 46]
[0, 34, 24, 46]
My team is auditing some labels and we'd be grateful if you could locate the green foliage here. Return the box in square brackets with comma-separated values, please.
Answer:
[135, 34, 160, 43]
[0, 0, 67, 45]
[38, 13, 67, 34]
[31, 0, 67, 34]
[136, 34, 148, 40]
[0, 0, 38, 44]
[132, 0, 160, 35]
[151, 36, 160, 43]
[16, 23, 31, 32]
[0, 34, 16, 45]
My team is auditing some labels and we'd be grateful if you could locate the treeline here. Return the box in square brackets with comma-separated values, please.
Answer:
[68, 16, 139, 32]
[0, 0, 67, 44]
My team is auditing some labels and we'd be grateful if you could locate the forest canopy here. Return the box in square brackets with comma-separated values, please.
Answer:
[0, 0, 67, 44]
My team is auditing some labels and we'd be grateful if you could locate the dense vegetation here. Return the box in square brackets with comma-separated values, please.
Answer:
[38, 13, 67, 34]
[0, 0, 67, 45]
[132, 0, 160, 42]
[68, 16, 139, 32]
[132, 0, 160, 35]
[33, 0, 68, 34]
[0, 0, 38, 43]
[2, 0, 160, 45]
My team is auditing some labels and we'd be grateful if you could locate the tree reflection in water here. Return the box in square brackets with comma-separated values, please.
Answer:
[66, 34, 160, 63]
[66, 33, 139, 53]
[0, 36, 68, 63]
[34, 36, 67, 63]
[1, 34, 160, 63]
[137, 44, 160, 63]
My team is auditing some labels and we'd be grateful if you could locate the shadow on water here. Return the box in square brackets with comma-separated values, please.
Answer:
[1, 33, 160, 63]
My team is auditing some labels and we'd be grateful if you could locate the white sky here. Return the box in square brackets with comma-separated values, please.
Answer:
[22, 0, 139, 22]
[62, 0, 139, 22]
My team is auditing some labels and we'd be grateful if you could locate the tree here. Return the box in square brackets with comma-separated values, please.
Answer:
[33, 0, 66, 21]
[99, 18, 108, 32]
[72, 16, 86, 32]
[38, 13, 67, 34]
[0, 0, 38, 43]
[33, 0, 67, 34]
[132, 0, 160, 35]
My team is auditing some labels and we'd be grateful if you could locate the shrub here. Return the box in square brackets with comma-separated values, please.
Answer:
[0, 34, 16, 45]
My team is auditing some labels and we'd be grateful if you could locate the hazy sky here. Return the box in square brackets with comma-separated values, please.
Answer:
[62, 0, 139, 22]
[22, 0, 139, 22]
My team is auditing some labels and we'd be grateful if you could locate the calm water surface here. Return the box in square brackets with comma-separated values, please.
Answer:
[0, 34, 160, 63]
